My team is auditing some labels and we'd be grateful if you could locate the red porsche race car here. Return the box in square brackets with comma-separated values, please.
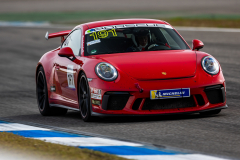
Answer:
[36, 19, 227, 122]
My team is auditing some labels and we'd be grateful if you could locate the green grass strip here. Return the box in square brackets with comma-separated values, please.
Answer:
[0, 132, 127, 160]
[0, 11, 239, 28]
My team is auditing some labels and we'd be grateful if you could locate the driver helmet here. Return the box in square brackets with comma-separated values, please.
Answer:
[133, 28, 150, 37]
[132, 28, 151, 47]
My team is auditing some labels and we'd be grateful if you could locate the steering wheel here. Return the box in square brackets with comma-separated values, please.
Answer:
[147, 42, 170, 51]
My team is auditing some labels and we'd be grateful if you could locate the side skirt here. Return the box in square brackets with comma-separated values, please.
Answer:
[49, 104, 79, 111]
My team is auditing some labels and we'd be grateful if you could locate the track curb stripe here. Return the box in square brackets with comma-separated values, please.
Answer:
[78, 146, 179, 155]
[0, 121, 229, 160]
[3, 130, 87, 138]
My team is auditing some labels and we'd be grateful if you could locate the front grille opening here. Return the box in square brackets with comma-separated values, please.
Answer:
[142, 96, 196, 110]
[204, 85, 224, 104]
[132, 98, 142, 110]
[195, 94, 205, 106]
[106, 95, 129, 110]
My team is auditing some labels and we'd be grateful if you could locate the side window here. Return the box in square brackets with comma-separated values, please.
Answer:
[159, 28, 178, 47]
[62, 29, 82, 56]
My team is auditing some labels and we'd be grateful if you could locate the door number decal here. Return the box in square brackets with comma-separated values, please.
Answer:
[67, 65, 75, 88]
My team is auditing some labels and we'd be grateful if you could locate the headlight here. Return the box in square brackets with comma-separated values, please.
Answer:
[95, 62, 118, 81]
[201, 56, 219, 75]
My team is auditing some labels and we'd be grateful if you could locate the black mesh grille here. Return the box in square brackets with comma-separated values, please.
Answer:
[204, 85, 224, 104]
[107, 95, 129, 110]
[142, 96, 196, 110]
[132, 98, 142, 110]
[195, 94, 205, 106]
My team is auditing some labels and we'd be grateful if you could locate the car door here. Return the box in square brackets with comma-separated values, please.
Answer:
[55, 29, 82, 108]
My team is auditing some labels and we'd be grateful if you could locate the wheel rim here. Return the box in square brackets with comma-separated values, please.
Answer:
[79, 76, 89, 118]
[37, 71, 46, 111]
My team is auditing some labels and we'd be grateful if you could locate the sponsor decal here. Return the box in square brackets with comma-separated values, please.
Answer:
[85, 23, 173, 35]
[89, 29, 117, 40]
[91, 93, 102, 100]
[162, 72, 167, 75]
[87, 28, 95, 33]
[90, 88, 102, 100]
[67, 65, 75, 88]
[87, 39, 101, 46]
[91, 50, 97, 54]
[87, 78, 93, 82]
[50, 86, 56, 92]
[91, 87, 101, 94]
[92, 99, 101, 105]
[150, 88, 190, 99]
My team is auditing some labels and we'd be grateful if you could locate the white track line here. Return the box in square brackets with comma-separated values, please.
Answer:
[122, 154, 229, 160]
[0, 123, 50, 131]
[175, 27, 240, 32]
[0, 21, 240, 33]
[36, 137, 143, 147]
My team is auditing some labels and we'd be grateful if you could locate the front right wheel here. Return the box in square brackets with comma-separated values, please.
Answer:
[79, 72, 92, 122]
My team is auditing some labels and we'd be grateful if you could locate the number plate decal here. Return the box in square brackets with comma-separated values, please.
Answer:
[150, 88, 190, 100]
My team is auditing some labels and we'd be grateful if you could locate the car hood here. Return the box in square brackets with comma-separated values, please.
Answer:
[96, 50, 197, 80]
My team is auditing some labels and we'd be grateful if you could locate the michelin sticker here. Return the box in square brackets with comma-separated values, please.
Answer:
[150, 88, 190, 100]
[67, 65, 75, 88]
[87, 39, 101, 46]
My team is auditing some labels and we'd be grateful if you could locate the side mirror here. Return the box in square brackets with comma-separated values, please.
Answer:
[58, 47, 76, 60]
[192, 39, 204, 51]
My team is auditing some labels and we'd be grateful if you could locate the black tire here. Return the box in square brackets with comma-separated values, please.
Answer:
[200, 109, 221, 116]
[36, 66, 67, 116]
[79, 72, 92, 122]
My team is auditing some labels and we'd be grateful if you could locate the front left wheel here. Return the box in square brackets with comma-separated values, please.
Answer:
[36, 66, 68, 116]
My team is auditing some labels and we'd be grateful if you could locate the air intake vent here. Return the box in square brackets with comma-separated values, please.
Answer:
[204, 85, 225, 104]
[195, 94, 205, 106]
[132, 98, 142, 110]
[102, 92, 130, 110]
[142, 96, 196, 110]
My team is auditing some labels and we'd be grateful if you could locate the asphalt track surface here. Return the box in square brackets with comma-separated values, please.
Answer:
[0, 26, 240, 159]
[1, 0, 240, 15]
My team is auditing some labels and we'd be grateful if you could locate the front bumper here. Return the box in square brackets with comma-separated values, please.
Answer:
[89, 66, 226, 115]
[90, 83, 227, 115]
[91, 105, 228, 117]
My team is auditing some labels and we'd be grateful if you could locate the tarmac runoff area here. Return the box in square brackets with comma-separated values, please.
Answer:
[0, 24, 240, 159]
[0, 120, 230, 160]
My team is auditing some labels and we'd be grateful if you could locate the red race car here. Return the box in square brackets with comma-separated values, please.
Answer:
[36, 19, 227, 122]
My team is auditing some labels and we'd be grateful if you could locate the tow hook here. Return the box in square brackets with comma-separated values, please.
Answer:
[135, 83, 143, 93]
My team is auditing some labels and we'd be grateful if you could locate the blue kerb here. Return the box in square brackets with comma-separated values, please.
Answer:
[0, 121, 189, 157]
[2, 130, 89, 138]
[79, 146, 180, 155]
[0, 120, 8, 123]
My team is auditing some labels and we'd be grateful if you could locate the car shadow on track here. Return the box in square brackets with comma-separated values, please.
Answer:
[1, 111, 226, 126]
[65, 111, 226, 123]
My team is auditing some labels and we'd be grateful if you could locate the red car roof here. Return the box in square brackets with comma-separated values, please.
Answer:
[83, 19, 168, 29]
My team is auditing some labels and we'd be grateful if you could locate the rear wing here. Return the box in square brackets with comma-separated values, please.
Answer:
[45, 30, 71, 42]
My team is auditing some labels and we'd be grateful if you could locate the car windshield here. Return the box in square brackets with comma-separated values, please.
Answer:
[84, 23, 190, 56]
